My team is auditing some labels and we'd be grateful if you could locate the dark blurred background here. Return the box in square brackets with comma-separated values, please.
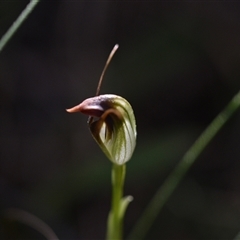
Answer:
[1, 1, 240, 239]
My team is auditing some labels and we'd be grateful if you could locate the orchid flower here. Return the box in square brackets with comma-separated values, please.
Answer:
[67, 94, 136, 165]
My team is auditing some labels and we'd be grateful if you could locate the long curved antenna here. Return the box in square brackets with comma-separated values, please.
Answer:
[88, 44, 119, 125]
[95, 44, 119, 96]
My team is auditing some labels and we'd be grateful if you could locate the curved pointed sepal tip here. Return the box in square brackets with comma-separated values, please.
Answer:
[66, 105, 82, 113]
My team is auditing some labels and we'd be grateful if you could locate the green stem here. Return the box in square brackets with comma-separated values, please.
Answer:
[0, 0, 40, 53]
[107, 164, 126, 240]
[128, 91, 240, 240]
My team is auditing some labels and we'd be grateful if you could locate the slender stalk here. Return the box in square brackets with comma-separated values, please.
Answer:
[107, 164, 126, 240]
[128, 90, 240, 240]
[0, 0, 40, 53]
